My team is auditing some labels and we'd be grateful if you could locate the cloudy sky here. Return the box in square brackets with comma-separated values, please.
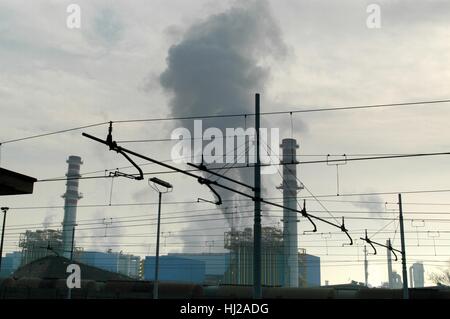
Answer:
[1, 0, 450, 286]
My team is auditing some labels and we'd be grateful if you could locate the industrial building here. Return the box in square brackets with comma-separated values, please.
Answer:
[17, 229, 141, 279]
[144, 255, 206, 284]
[223, 226, 320, 287]
[385, 239, 424, 289]
[167, 253, 230, 285]
[223, 227, 284, 286]
[8, 156, 140, 280]
[19, 229, 64, 265]
[16, 156, 84, 266]
[0, 251, 22, 278]
[303, 254, 321, 287]
[75, 250, 141, 279]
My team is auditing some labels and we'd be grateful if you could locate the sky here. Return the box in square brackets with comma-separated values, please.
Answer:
[1, 0, 450, 286]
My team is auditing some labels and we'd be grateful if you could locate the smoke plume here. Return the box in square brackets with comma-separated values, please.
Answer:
[352, 194, 385, 215]
[160, 1, 286, 230]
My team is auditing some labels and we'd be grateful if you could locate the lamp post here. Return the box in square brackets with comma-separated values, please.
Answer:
[0, 207, 9, 272]
[149, 177, 173, 300]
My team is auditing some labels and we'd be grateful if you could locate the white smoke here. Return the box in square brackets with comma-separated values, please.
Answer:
[160, 0, 287, 229]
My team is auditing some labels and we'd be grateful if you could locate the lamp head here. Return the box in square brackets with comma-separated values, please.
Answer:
[150, 177, 173, 189]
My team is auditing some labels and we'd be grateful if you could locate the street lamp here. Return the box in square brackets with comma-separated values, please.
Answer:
[0, 207, 9, 272]
[149, 177, 173, 300]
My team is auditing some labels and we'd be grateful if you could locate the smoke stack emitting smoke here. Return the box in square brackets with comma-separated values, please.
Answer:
[160, 1, 286, 230]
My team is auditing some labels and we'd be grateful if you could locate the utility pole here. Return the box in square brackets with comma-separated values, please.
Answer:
[70, 224, 77, 260]
[0, 207, 9, 272]
[253, 93, 262, 299]
[67, 223, 77, 300]
[398, 193, 409, 299]
[364, 245, 368, 287]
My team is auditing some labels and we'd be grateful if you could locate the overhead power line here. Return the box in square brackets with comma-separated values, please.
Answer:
[2, 98, 450, 145]
[33, 150, 450, 183]
[0, 122, 109, 145]
[112, 98, 450, 124]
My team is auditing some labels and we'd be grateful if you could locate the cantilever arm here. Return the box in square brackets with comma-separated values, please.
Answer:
[187, 162, 254, 191]
[197, 198, 217, 205]
[360, 229, 377, 255]
[300, 200, 317, 233]
[198, 178, 222, 206]
[115, 149, 144, 180]
[340, 217, 353, 246]
[387, 241, 398, 261]
[82, 122, 143, 180]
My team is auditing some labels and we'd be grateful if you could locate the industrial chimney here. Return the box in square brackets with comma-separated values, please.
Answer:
[62, 155, 83, 258]
[387, 239, 393, 288]
[278, 138, 302, 287]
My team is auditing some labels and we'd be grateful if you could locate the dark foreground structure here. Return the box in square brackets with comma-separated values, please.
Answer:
[1, 256, 449, 299]
[0, 167, 36, 196]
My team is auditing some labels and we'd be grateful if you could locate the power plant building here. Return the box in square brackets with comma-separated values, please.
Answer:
[15, 156, 84, 267]
[223, 227, 320, 287]
[0, 251, 22, 278]
[223, 227, 284, 286]
[167, 253, 230, 284]
[19, 229, 63, 265]
[75, 250, 141, 279]
[304, 254, 321, 287]
[144, 255, 205, 284]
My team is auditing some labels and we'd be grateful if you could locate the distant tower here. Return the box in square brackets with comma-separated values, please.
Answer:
[409, 262, 425, 288]
[364, 245, 369, 286]
[62, 155, 83, 259]
[387, 239, 393, 288]
[278, 138, 302, 287]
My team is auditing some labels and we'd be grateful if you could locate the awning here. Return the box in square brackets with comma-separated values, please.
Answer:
[0, 167, 37, 195]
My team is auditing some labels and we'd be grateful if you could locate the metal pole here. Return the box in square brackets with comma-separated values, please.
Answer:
[70, 225, 76, 260]
[364, 245, 368, 287]
[154, 191, 162, 300]
[0, 207, 8, 272]
[387, 238, 393, 289]
[253, 93, 262, 299]
[68, 224, 76, 300]
[398, 193, 409, 299]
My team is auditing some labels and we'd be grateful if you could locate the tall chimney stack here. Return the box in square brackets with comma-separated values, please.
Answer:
[62, 155, 83, 258]
[278, 138, 302, 287]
